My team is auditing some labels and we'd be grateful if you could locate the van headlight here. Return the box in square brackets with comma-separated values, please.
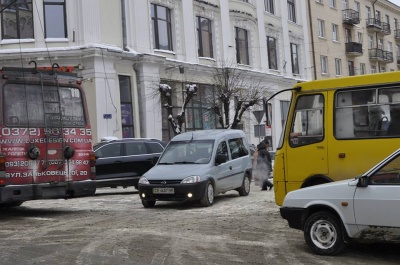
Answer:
[181, 176, 200, 184]
[139, 176, 150, 185]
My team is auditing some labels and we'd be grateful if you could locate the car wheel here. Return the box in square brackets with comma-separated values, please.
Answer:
[238, 174, 251, 196]
[141, 200, 156, 208]
[304, 211, 347, 256]
[200, 181, 214, 207]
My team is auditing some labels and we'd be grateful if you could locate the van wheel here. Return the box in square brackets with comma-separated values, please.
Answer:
[200, 181, 214, 207]
[304, 211, 347, 255]
[238, 174, 251, 196]
[142, 200, 156, 208]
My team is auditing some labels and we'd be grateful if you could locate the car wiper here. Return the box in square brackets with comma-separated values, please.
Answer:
[158, 162, 175, 165]
[174, 161, 195, 164]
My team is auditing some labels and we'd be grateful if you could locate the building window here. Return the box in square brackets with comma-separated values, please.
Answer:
[348, 60, 355, 76]
[368, 35, 373, 49]
[371, 65, 376, 73]
[332, 24, 338, 41]
[360, 63, 366, 74]
[119, 76, 134, 138]
[335, 58, 342, 76]
[196, 16, 213, 58]
[345, 28, 352, 43]
[318, 19, 325, 38]
[267, 36, 277, 70]
[44, 0, 67, 38]
[366, 6, 371, 19]
[151, 4, 173, 51]
[290, 43, 299, 74]
[355, 1, 360, 13]
[287, 0, 296, 23]
[321, 55, 328, 74]
[357, 32, 362, 43]
[265, 0, 274, 14]
[235, 27, 249, 65]
[329, 0, 336, 8]
[1, 0, 34, 39]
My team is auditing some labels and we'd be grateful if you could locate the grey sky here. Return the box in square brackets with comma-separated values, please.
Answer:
[388, 0, 400, 6]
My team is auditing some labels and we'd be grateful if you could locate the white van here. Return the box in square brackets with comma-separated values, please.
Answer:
[138, 129, 253, 207]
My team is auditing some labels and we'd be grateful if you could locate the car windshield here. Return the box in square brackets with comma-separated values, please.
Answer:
[158, 140, 214, 164]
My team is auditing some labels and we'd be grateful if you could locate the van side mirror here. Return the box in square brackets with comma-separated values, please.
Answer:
[215, 154, 228, 165]
[357, 176, 369, 187]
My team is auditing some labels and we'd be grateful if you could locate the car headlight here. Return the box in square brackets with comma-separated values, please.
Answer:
[181, 176, 200, 184]
[139, 176, 150, 185]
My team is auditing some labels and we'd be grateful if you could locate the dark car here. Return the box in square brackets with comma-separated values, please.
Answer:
[93, 138, 167, 189]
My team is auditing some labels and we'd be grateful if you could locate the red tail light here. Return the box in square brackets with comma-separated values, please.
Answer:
[0, 154, 5, 171]
[89, 151, 96, 167]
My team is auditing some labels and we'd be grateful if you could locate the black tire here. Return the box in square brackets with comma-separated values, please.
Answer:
[304, 211, 347, 256]
[141, 200, 156, 208]
[200, 181, 214, 207]
[238, 174, 251, 196]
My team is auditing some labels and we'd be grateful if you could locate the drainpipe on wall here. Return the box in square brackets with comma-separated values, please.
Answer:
[121, 0, 128, 51]
[307, 0, 317, 80]
[372, 0, 380, 72]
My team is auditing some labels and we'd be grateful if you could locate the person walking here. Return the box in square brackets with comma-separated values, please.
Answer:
[254, 141, 274, 191]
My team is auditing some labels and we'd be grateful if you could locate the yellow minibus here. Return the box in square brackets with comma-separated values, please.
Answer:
[269, 71, 400, 206]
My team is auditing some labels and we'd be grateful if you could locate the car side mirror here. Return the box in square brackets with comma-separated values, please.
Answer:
[95, 155, 99, 160]
[357, 176, 369, 187]
[152, 156, 159, 165]
[215, 154, 227, 165]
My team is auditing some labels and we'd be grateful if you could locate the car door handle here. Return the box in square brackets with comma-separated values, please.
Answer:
[229, 166, 232, 170]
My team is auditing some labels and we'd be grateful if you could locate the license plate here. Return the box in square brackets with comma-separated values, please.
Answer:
[153, 187, 174, 194]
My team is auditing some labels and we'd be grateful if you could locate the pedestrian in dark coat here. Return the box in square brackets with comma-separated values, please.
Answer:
[254, 141, 274, 191]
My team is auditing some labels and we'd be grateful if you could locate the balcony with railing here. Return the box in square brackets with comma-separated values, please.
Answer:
[345, 42, 363, 56]
[369, 48, 384, 61]
[366, 18, 382, 32]
[395, 29, 400, 41]
[342, 9, 360, 25]
[384, 51, 394, 63]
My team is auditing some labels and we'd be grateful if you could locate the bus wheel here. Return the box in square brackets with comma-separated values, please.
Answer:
[304, 211, 347, 255]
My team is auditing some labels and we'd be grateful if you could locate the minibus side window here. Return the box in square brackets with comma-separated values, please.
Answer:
[289, 94, 324, 147]
[335, 88, 400, 139]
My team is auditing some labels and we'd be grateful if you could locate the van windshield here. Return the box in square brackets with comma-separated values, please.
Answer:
[158, 140, 214, 164]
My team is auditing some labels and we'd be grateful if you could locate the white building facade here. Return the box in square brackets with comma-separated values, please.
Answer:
[0, 0, 312, 148]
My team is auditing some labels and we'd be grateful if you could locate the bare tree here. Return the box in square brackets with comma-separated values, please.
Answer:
[159, 83, 198, 135]
[209, 66, 266, 129]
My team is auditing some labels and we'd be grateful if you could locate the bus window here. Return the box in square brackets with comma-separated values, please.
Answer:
[335, 88, 400, 138]
[4, 84, 86, 127]
[290, 94, 324, 147]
